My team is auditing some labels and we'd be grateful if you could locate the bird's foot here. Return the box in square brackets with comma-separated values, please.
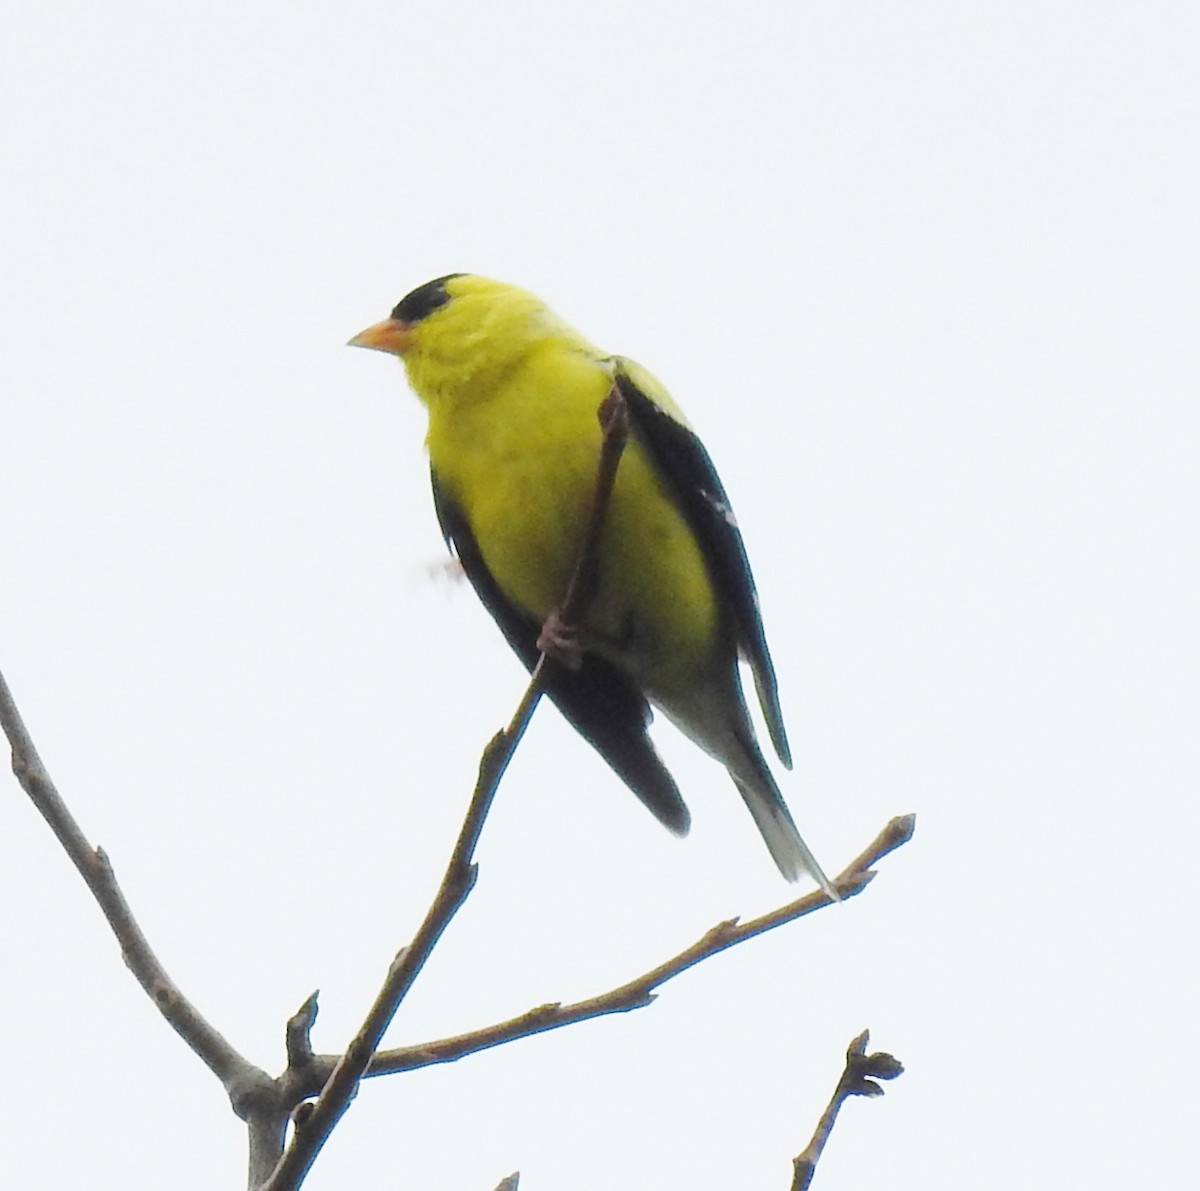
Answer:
[537, 608, 586, 671]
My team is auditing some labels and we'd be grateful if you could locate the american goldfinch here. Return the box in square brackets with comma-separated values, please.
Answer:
[350, 275, 835, 895]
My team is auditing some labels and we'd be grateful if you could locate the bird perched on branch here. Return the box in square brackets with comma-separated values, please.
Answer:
[349, 274, 835, 896]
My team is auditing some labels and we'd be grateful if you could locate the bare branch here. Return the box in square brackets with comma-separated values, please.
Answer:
[790, 1030, 904, 1190]
[294, 815, 915, 1081]
[0, 667, 293, 1188]
[0, 669, 266, 1089]
[260, 390, 633, 1191]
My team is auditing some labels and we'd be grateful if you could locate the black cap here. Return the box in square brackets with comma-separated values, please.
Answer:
[390, 274, 464, 324]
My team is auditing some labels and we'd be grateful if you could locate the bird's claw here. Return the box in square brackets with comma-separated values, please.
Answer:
[538, 608, 585, 671]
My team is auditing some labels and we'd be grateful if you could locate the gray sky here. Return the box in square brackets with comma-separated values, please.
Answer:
[2, 2, 1196, 1188]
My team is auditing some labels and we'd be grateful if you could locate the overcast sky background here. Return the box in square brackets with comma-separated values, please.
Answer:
[2, 3, 1197, 1188]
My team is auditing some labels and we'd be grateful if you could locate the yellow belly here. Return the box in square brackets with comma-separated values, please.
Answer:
[427, 346, 719, 691]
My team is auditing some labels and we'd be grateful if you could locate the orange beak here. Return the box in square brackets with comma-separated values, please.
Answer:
[347, 317, 413, 356]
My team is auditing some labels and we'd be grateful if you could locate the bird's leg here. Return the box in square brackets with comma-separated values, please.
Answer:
[537, 608, 586, 671]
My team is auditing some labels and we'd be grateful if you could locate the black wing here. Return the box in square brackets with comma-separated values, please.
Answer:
[613, 360, 792, 768]
[430, 468, 690, 834]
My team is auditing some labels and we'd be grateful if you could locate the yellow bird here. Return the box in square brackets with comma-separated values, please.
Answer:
[350, 274, 835, 895]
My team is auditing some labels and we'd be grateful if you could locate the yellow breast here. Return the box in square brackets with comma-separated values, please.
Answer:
[426, 343, 720, 691]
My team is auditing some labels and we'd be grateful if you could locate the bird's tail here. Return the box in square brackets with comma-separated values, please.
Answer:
[654, 676, 838, 896]
[731, 768, 840, 899]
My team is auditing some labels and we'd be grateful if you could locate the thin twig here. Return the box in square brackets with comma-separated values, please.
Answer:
[260, 390, 633, 1191]
[289, 815, 914, 1082]
[557, 387, 631, 621]
[790, 1030, 904, 1191]
[267, 816, 912, 1094]
[263, 817, 913, 1107]
[467, 386, 632, 796]
[260, 734, 496, 1190]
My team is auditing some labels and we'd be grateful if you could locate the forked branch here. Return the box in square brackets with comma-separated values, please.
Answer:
[791, 1030, 905, 1190]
